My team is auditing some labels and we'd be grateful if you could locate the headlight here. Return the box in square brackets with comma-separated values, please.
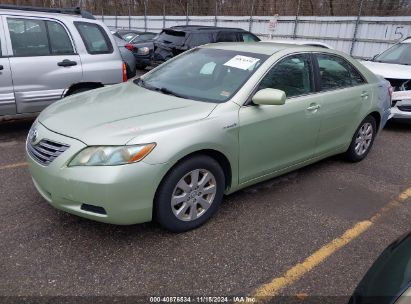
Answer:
[69, 143, 155, 167]
[137, 47, 150, 55]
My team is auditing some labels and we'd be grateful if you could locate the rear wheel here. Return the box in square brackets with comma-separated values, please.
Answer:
[154, 155, 225, 232]
[345, 115, 376, 162]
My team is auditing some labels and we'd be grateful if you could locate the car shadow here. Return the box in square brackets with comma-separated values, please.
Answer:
[384, 119, 411, 132]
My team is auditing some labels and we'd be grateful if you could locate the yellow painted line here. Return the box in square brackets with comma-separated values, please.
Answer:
[0, 162, 28, 170]
[250, 186, 411, 303]
[399, 187, 411, 202]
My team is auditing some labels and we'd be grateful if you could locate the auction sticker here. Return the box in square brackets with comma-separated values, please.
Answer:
[224, 55, 260, 70]
[392, 90, 411, 101]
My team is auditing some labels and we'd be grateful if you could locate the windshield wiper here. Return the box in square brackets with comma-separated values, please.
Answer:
[156, 87, 186, 98]
[134, 78, 186, 99]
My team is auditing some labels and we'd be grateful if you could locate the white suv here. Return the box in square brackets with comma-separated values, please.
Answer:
[361, 38, 411, 121]
[0, 5, 126, 119]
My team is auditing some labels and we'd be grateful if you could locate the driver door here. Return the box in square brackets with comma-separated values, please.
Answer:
[238, 53, 322, 183]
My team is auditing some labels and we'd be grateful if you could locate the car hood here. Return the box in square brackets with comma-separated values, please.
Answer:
[38, 82, 218, 145]
[360, 60, 411, 79]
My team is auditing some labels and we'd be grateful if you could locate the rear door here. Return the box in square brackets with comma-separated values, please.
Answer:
[5, 16, 82, 114]
[313, 53, 370, 155]
[0, 15, 16, 116]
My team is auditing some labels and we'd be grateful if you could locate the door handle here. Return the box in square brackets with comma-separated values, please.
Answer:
[57, 59, 77, 67]
[361, 91, 369, 99]
[307, 104, 321, 111]
[0, 65, 3, 71]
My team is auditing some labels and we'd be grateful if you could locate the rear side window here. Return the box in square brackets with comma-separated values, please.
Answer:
[316, 54, 366, 91]
[158, 30, 186, 45]
[187, 33, 212, 48]
[75, 22, 113, 54]
[216, 31, 238, 42]
[7, 18, 74, 56]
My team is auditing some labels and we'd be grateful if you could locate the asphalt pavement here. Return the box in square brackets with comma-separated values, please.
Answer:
[0, 84, 410, 303]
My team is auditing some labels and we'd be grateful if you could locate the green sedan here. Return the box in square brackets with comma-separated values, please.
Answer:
[26, 43, 391, 232]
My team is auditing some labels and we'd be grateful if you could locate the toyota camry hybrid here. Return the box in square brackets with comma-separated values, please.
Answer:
[26, 42, 391, 232]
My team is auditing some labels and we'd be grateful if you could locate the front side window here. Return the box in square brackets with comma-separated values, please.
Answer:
[8, 18, 49, 56]
[75, 22, 113, 54]
[7, 18, 74, 56]
[136, 48, 268, 103]
[258, 54, 313, 98]
[316, 54, 365, 91]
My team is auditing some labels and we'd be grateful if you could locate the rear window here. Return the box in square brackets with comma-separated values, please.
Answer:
[158, 29, 186, 45]
[74, 22, 113, 54]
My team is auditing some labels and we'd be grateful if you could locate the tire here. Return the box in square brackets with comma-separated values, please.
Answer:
[345, 115, 377, 162]
[154, 155, 225, 233]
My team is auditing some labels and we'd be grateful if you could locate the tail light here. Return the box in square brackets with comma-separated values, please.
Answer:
[125, 43, 135, 51]
[122, 63, 127, 82]
[388, 85, 393, 98]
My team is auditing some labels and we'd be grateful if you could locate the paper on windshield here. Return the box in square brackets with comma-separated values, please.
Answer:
[224, 55, 260, 70]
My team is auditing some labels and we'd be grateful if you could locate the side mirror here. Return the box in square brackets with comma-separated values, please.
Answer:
[252, 88, 286, 106]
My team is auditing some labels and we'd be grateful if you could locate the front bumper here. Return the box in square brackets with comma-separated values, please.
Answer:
[390, 99, 411, 120]
[26, 123, 167, 225]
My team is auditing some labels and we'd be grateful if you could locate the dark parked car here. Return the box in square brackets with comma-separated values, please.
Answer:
[152, 25, 260, 64]
[125, 32, 158, 69]
[349, 231, 411, 304]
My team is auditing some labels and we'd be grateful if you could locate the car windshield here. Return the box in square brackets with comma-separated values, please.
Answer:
[374, 43, 411, 65]
[135, 48, 268, 103]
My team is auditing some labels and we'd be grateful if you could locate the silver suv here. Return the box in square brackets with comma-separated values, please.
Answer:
[0, 5, 125, 119]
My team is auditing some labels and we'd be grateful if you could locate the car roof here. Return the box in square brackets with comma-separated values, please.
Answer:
[200, 42, 325, 56]
[261, 39, 332, 49]
[0, 7, 96, 23]
[116, 29, 143, 34]
[168, 25, 248, 33]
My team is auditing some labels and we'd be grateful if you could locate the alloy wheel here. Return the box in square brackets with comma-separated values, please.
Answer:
[171, 169, 217, 222]
[354, 122, 373, 156]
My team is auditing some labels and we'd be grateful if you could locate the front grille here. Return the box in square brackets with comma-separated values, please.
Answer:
[27, 139, 70, 166]
[398, 105, 411, 112]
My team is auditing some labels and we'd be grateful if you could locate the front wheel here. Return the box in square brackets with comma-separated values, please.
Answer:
[154, 155, 225, 232]
[345, 116, 377, 162]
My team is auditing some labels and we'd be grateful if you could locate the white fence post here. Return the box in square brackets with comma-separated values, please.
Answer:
[350, 0, 364, 55]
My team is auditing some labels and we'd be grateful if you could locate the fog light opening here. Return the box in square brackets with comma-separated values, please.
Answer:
[80, 204, 107, 215]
